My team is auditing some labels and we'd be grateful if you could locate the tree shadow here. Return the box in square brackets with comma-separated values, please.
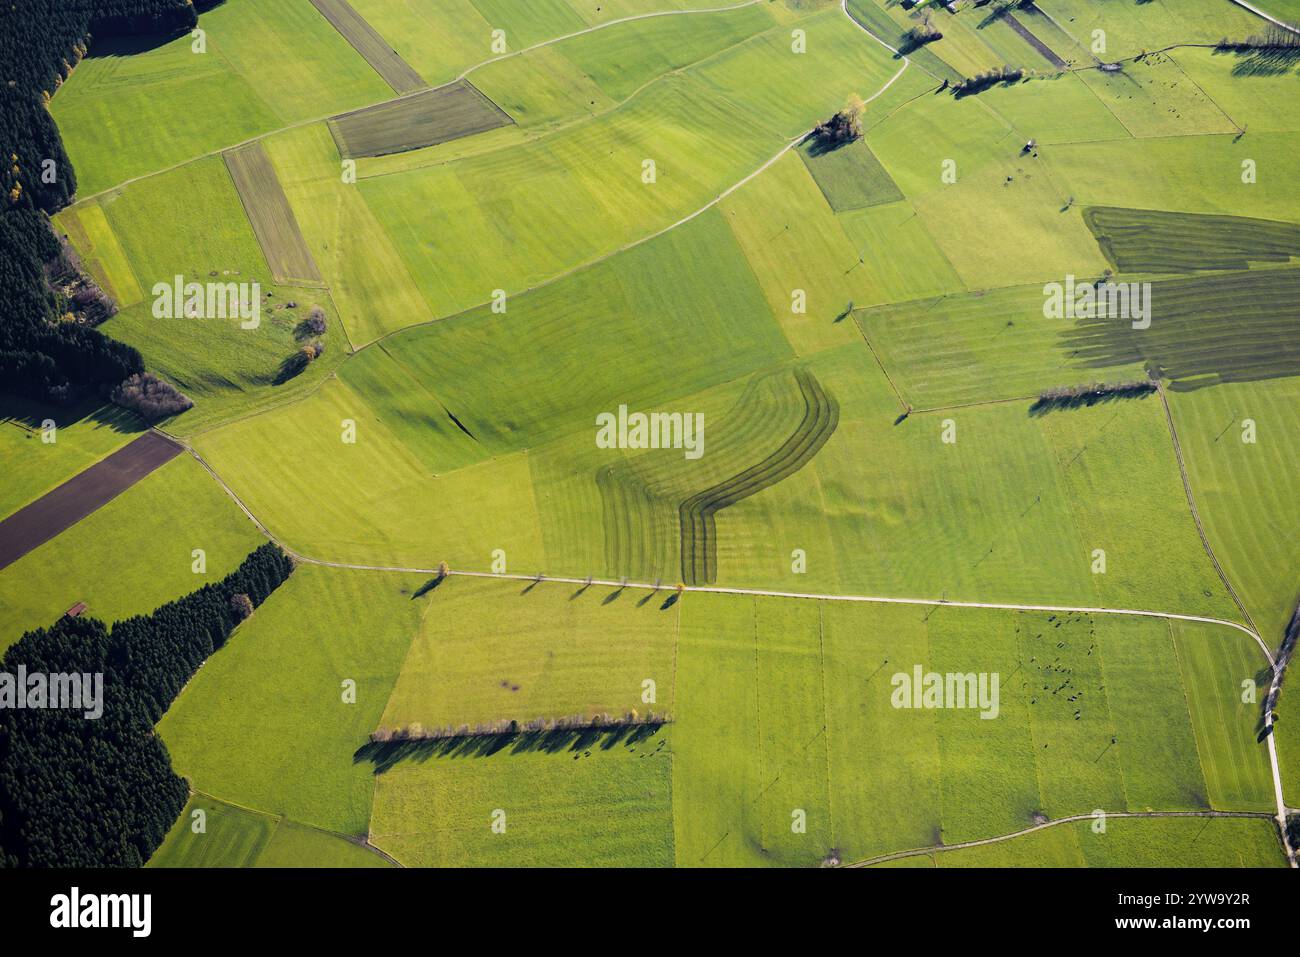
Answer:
[411, 576, 445, 599]
[0, 396, 146, 436]
[355, 722, 668, 774]
[1027, 385, 1156, 416]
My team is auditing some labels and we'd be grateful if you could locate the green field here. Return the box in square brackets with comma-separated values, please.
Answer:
[329, 80, 513, 157]
[149, 795, 393, 867]
[0, 399, 144, 520]
[869, 816, 1285, 868]
[308, 0, 428, 94]
[51, 0, 394, 196]
[22, 0, 1299, 871]
[223, 142, 322, 283]
[0, 455, 264, 650]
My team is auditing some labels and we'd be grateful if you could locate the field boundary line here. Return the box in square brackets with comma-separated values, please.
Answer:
[455, 0, 767, 84]
[1155, 382, 1261, 639]
[187, 787, 402, 867]
[841, 809, 1279, 867]
[178, 431, 1272, 653]
[69, 0, 768, 205]
[174, 435, 1293, 866]
[1229, 0, 1300, 33]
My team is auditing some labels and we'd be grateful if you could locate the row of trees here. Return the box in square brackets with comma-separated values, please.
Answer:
[0, 543, 294, 868]
[371, 710, 670, 744]
[951, 65, 1025, 96]
[1, 1, 209, 407]
[1217, 25, 1300, 51]
[1031, 379, 1157, 412]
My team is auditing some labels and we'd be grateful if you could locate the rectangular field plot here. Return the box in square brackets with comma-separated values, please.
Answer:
[223, 142, 322, 284]
[799, 138, 904, 212]
[330, 80, 513, 158]
[308, 0, 427, 94]
[673, 594, 1270, 866]
[370, 741, 674, 867]
[378, 575, 678, 732]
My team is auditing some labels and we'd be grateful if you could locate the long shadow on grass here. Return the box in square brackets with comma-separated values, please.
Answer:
[354, 723, 667, 774]
[1056, 269, 1300, 391]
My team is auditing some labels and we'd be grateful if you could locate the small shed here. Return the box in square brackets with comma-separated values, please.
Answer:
[65, 602, 87, 618]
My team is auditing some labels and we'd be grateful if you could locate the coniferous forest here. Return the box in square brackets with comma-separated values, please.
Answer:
[0, 2, 209, 405]
[0, 543, 294, 868]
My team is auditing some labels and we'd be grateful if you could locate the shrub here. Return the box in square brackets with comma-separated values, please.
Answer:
[299, 305, 327, 338]
[110, 372, 193, 422]
[229, 593, 254, 621]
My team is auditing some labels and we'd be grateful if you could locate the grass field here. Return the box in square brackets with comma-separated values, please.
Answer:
[1084, 206, 1300, 273]
[0, 399, 144, 521]
[223, 142, 322, 283]
[379, 575, 678, 732]
[872, 816, 1285, 867]
[30, 0, 1299, 871]
[51, 0, 394, 195]
[159, 566, 428, 836]
[329, 80, 513, 157]
[149, 795, 392, 867]
[0, 455, 263, 650]
[308, 0, 427, 94]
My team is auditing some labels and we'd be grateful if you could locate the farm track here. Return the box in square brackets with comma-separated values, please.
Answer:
[71, 0, 770, 207]
[679, 368, 839, 585]
[842, 809, 1278, 867]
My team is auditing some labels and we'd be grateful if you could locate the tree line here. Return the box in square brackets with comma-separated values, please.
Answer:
[0, 542, 294, 867]
[1, 2, 212, 407]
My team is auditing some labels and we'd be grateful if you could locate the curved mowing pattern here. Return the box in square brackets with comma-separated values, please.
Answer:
[679, 368, 839, 586]
[596, 368, 837, 582]
[1084, 206, 1300, 273]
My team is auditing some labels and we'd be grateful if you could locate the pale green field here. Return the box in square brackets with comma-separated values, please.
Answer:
[190, 377, 548, 569]
[63, 156, 346, 434]
[1042, 132, 1300, 224]
[0, 399, 144, 520]
[51, 0, 392, 195]
[52, 202, 144, 307]
[1167, 378, 1300, 645]
[159, 566, 428, 836]
[148, 795, 392, 867]
[93, 155, 270, 286]
[370, 736, 674, 867]
[719, 151, 878, 356]
[379, 576, 677, 731]
[347, 0, 779, 88]
[357, 9, 895, 323]
[1037, 0, 1260, 61]
[1170, 48, 1300, 135]
[1173, 621, 1274, 811]
[337, 207, 793, 454]
[1078, 53, 1237, 138]
[671, 595, 1268, 867]
[264, 122, 431, 346]
[873, 817, 1285, 868]
[0, 455, 263, 650]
